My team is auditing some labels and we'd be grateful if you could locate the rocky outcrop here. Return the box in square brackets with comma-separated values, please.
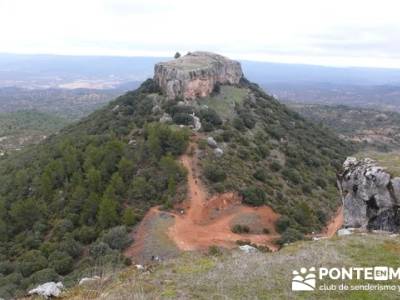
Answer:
[338, 157, 400, 231]
[154, 51, 243, 100]
[28, 282, 64, 298]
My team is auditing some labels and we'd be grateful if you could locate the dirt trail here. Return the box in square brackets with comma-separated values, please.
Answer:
[323, 206, 344, 238]
[127, 138, 344, 259]
[166, 141, 280, 251]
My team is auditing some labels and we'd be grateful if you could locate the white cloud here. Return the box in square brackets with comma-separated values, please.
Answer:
[0, 0, 400, 67]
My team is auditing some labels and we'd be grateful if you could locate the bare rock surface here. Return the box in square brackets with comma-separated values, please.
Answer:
[28, 282, 64, 298]
[338, 157, 400, 231]
[154, 51, 243, 100]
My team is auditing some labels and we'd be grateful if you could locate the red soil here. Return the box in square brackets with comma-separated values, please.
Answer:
[124, 207, 160, 258]
[166, 142, 280, 251]
[126, 137, 344, 259]
[322, 206, 344, 238]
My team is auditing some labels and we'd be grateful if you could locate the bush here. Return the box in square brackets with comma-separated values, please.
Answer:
[276, 216, 290, 233]
[0, 261, 14, 276]
[231, 224, 250, 234]
[89, 242, 111, 259]
[315, 178, 327, 188]
[262, 228, 270, 234]
[49, 251, 73, 275]
[75, 226, 97, 244]
[204, 165, 226, 183]
[282, 168, 301, 185]
[233, 118, 245, 131]
[17, 250, 48, 277]
[172, 113, 194, 126]
[199, 109, 222, 126]
[270, 161, 282, 172]
[122, 208, 137, 226]
[278, 228, 304, 245]
[241, 186, 266, 206]
[239, 112, 256, 129]
[208, 245, 222, 256]
[101, 226, 132, 250]
[58, 238, 82, 259]
[253, 169, 267, 182]
[28, 268, 59, 286]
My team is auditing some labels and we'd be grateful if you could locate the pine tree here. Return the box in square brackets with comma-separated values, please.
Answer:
[97, 196, 119, 229]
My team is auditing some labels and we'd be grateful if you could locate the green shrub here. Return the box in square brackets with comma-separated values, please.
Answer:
[231, 224, 250, 234]
[278, 228, 304, 245]
[315, 178, 327, 188]
[276, 216, 290, 233]
[199, 109, 222, 126]
[0, 261, 14, 276]
[58, 238, 82, 259]
[28, 268, 59, 286]
[241, 186, 266, 206]
[233, 118, 245, 131]
[89, 242, 111, 259]
[204, 165, 226, 182]
[172, 113, 194, 125]
[49, 251, 73, 275]
[253, 169, 267, 182]
[17, 250, 48, 277]
[282, 168, 301, 185]
[270, 161, 282, 172]
[208, 245, 222, 256]
[122, 208, 137, 226]
[101, 226, 132, 250]
[75, 226, 97, 244]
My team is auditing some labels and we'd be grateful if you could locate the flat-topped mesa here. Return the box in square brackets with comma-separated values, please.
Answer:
[154, 51, 243, 100]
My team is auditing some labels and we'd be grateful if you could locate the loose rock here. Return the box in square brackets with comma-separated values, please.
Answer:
[28, 282, 64, 299]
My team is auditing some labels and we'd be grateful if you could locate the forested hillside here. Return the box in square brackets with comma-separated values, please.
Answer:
[0, 79, 353, 298]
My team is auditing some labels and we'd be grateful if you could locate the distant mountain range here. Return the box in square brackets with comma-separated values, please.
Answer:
[2, 53, 400, 89]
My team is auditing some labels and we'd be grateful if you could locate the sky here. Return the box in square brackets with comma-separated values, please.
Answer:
[0, 0, 399, 68]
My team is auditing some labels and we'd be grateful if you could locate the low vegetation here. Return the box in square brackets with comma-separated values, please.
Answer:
[64, 234, 400, 299]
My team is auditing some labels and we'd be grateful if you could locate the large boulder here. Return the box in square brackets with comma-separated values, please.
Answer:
[338, 157, 400, 231]
[154, 51, 243, 100]
[28, 282, 64, 299]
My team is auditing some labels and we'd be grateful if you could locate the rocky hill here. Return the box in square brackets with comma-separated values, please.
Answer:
[0, 53, 353, 299]
[154, 52, 243, 100]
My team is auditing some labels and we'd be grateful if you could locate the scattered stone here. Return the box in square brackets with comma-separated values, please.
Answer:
[28, 282, 64, 299]
[207, 137, 218, 148]
[135, 264, 145, 270]
[214, 148, 224, 157]
[154, 51, 243, 100]
[337, 228, 352, 236]
[191, 113, 202, 131]
[159, 113, 172, 123]
[239, 245, 258, 253]
[151, 105, 161, 114]
[79, 276, 101, 286]
[338, 157, 400, 231]
[112, 105, 120, 112]
[312, 236, 327, 241]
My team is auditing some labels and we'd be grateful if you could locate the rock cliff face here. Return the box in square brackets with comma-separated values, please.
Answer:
[154, 51, 243, 100]
[338, 157, 400, 231]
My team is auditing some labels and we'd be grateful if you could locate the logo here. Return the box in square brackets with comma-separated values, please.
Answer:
[291, 266, 400, 292]
[292, 267, 316, 291]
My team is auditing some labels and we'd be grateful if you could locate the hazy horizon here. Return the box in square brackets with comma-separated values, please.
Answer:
[1, 0, 400, 69]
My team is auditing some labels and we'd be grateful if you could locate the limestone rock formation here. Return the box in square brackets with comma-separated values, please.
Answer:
[28, 282, 64, 298]
[154, 51, 243, 100]
[338, 157, 400, 231]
